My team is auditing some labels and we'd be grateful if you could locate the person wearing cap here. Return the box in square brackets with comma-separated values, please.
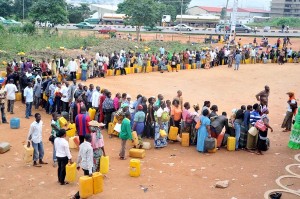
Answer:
[54, 129, 72, 185]
[281, 92, 297, 132]
[132, 105, 145, 148]
[257, 107, 273, 155]
[119, 111, 133, 160]
[88, 120, 106, 172]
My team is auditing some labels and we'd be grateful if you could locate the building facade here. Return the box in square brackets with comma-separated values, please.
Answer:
[271, 0, 300, 17]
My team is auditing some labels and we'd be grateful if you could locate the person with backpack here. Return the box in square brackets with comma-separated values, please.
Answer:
[281, 92, 297, 132]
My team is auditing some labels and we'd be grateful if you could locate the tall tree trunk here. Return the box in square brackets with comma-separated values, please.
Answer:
[136, 26, 141, 43]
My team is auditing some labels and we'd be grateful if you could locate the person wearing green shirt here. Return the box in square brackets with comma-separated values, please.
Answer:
[81, 60, 88, 81]
[50, 112, 60, 167]
[119, 111, 133, 160]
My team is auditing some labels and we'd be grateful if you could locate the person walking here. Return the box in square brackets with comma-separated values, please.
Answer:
[54, 129, 72, 185]
[119, 112, 133, 160]
[256, 85, 270, 108]
[26, 113, 48, 167]
[24, 82, 34, 119]
[4, 79, 18, 114]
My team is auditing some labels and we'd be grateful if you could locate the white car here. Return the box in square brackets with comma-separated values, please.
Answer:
[174, 24, 193, 31]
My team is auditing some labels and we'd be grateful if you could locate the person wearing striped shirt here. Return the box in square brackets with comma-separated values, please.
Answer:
[75, 106, 91, 144]
[247, 103, 261, 150]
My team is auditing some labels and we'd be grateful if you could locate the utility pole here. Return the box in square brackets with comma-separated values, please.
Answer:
[230, 0, 238, 42]
[23, 0, 25, 22]
[180, 0, 183, 34]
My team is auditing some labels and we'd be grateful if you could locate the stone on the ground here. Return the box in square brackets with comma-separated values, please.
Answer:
[215, 180, 229, 188]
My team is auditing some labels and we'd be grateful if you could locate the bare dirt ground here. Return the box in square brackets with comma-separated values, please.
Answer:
[0, 62, 300, 199]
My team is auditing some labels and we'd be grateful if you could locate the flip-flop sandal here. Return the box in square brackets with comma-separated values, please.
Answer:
[119, 157, 126, 160]
[61, 182, 69, 185]
[39, 162, 48, 165]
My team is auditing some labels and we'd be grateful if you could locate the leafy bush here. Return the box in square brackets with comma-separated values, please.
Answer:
[8, 26, 23, 34]
[248, 17, 300, 28]
[22, 23, 36, 34]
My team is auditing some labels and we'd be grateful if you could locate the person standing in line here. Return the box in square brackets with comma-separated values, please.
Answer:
[27, 113, 48, 167]
[24, 82, 34, 119]
[86, 84, 94, 110]
[68, 58, 78, 81]
[73, 134, 94, 199]
[54, 129, 72, 185]
[4, 79, 18, 114]
[91, 86, 101, 111]
[61, 81, 70, 112]
[80, 60, 88, 82]
[119, 112, 133, 160]
[75, 106, 91, 144]
[234, 51, 242, 71]
[0, 85, 8, 124]
[33, 78, 42, 110]
[50, 112, 60, 167]
[68, 79, 77, 104]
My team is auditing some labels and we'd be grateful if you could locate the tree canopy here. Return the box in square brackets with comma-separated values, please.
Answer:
[67, 4, 91, 23]
[0, 0, 14, 18]
[29, 0, 68, 25]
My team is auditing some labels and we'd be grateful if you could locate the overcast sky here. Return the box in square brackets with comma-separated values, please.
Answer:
[190, 0, 272, 10]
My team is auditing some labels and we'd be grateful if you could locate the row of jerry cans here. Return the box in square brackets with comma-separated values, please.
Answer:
[79, 172, 104, 198]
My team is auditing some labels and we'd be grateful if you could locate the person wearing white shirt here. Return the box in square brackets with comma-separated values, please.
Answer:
[54, 129, 73, 185]
[250, 48, 256, 64]
[24, 82, 34, 119]
[91, 86, 101, 110]
[61, 82, 70, 112]
[4, 79, 18, 114]
[68, 58, 78, 81]
[27, 113, 47, 167]
[73, 134, 93, 198]
[77, 134, 93, 175]
[224, 49, 230, 65]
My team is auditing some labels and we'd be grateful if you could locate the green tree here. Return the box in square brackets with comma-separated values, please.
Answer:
[0, 0, 14, 18]
[157, 3, 177, 22]
[13, 0, 35, 20]
[29, 0, 68, 25]
[67, 3, 91, 23]
[117, 0, 162, 42]
[156, 0, 191, 15]
[220, 7, 226, 20]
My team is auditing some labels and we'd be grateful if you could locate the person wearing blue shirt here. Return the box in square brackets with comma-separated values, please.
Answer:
[247, 103, 261, 150]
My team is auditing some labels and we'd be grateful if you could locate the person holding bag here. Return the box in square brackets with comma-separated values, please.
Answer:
[256, 107, 273, 155]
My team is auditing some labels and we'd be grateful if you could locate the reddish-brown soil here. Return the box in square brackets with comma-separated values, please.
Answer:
[0, 62, 300, 199]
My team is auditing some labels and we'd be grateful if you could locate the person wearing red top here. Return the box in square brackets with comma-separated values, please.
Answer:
[98, 89, 107, 123]
[40, 59, 48, 76]
[75, 106, 91, 144]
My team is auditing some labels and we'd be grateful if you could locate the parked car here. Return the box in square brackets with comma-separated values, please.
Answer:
[174, 24, 193, 31]
[144, 26, 163, 31]
[98, 27, 117, 34]
[74, 22, 95, 29]
[0, 17, 5, 22]
[263, 26, 271, 32]
[84, 18, 101, 24]
[2, 19, 21, 26]
[234, 24, 252, 33]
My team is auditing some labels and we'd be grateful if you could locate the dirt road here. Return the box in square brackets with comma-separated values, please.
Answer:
[0, 63, 300, 199]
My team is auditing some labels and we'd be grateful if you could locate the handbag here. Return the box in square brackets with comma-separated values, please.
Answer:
[248, 126, 259, 136]
[114, 123, 121, 133]
[255, 120, 267, 131]
[49, 135, 55, 143]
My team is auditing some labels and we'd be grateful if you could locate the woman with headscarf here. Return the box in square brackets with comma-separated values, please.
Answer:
[154, 101, 168, 148]
[88, 120, 106, 172]
[197, 109, 211, 152]
[256, 107, 273, 155]
[132, 105, 146, 148]
[281, 92, 297, 132]
[288, 108, 300, 149]
[204, 51, 211, 69]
